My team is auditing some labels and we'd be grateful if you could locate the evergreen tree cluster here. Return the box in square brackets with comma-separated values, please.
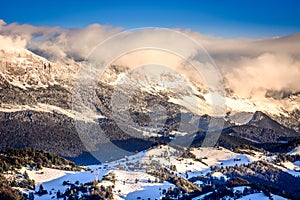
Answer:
[0, 148, 81, 172]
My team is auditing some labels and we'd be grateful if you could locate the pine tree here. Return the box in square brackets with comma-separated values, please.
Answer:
[24, 171, 29, 180]
[39, 184, 44, 192]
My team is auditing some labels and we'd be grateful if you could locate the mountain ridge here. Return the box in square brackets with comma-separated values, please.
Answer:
[0, 47, 299, 162]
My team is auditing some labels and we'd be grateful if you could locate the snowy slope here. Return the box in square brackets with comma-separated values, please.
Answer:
[14, 144, 293, 199]
[288, 146, 300, 155]
[192, 191, 287, 200]
[111, 170, 174, 200]
[21, 166, 108, 200]
[0, 103, 105, 123]
[21, 166, 174, 200]
[237, 192, 287, 200]
[1, 45, 299, 127]
[0, 47, 77, 90]
[94, 145, 262, 179]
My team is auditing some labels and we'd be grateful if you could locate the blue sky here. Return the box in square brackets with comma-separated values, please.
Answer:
[1, 0, 300, 38]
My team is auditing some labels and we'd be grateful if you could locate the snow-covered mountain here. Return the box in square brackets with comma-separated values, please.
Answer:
[0, 46, 299, 158]
[0, 46, 299, 123]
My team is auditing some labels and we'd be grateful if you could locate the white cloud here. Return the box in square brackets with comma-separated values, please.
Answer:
[0, 20, 121, 61]
[0, 35, 27, 50]
[185, 30, 300, 97]
[224, 53, 300, 98]
[0, 19, 300, 98]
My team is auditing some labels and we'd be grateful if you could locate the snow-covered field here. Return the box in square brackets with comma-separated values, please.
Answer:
[112, 170, 174, 200]
[237, 192, 287, 200]
[15, 145, 291, 199]
[22, 166, 174, 200]
[21, 167, 108, 200]
[288, 146, 300, 155]
[20, 167, 68, 185]
[99, 145, 258, 180]
[192, 191, 287, 200]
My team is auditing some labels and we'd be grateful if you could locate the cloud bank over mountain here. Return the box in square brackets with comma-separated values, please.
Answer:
[0, 20, 121, 61]
[1, 19, 300, 98]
